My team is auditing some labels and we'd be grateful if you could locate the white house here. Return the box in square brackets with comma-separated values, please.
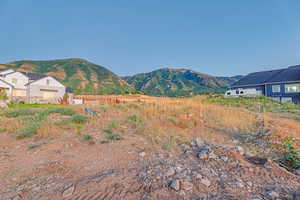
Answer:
[0, 69, 68, 104]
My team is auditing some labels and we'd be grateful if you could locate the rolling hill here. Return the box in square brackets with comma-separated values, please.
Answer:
[0, 58, 138, 95]
[124, 68, 242, 97]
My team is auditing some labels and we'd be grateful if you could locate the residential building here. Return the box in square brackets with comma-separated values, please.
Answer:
[231, 65, 300, 103]
[0, 69, 67, 104]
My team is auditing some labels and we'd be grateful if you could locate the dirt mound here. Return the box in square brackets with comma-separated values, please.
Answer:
[7, 139, 300, 200]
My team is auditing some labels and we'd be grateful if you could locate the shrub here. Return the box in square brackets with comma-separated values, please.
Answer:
[127, 115, 144, 129]
[282, 137, 300, 169]
[70, 114, 89, 124]
[3, 108, 38, 118]
[27, 143, 41, 150]
[82, 134, 92, 141]
[102, 120, 122, 143]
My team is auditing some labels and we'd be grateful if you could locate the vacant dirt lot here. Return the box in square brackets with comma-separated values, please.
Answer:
[0, 96, 300, 199]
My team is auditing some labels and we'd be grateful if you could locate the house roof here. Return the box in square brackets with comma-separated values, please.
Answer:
[20, 72, 47, 80]
[0, 79, 14, 87]
[232, 65, 300, 87]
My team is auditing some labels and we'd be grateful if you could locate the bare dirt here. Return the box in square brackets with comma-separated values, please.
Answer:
[1, 132, 300, 200]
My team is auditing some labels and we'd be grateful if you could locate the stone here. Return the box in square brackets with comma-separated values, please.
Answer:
[200, 177, 211, 187]
[265, 190, 279, 199]
[194, 137, 205, 147]
[62, 185, 75, 197]
[169, 179, 180, 191]
[139, 152, 146, 157]
[220, 155, 228, 162]
[208, 152, 218, 159]
[295, 170, 300, 176]
[236, 146, 245, 155]
[165, 168, 176, 177]
[181, 180, 193, 191]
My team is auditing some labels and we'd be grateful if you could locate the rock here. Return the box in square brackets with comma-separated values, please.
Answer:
[200, 177, 211, 187]
[181, 180, 193, 191]
[165, 168, 176, 177]
[197, 151, 209, 159]
[169, 179, 180, 191]
[62, 185, 75, 197]
[194, 137, 205, 147]
[220, 155, 228, 162]
[265, 190, 279, 199]
[139, 152, 146, 157]
[236, 146, 245, 155]
[208, 152, 218, 159]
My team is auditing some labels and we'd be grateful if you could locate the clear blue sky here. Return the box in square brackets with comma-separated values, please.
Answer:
[1, 0, 300, 76]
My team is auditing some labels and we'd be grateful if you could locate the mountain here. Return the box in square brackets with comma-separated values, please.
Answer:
[0, 58, 138, 95]
[124, 68, 242, 97]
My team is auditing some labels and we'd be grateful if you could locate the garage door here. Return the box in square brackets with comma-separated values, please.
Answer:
[42, 91, 56, 99]
[12, 89, 26, 97]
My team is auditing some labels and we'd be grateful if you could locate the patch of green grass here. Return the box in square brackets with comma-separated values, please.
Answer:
[82, 134, 92, 141]
[16, 107, 79, 138]
[204, 95, 300, 115]
[8, 104, 58, 109]
[70, 114, 89, 124]
[281, 137, 300, 169]
[27, 143, 41, 150]
[127, 114, 144, 130]
[102, 120, 122, 143]
[3, 108, 38, 118]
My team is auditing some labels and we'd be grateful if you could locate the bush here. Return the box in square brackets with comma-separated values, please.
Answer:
[82, 134, 92, 141]
[70, 114, 89, 124]
[3, 108, 38, 118]
[282, 137, 300, 169]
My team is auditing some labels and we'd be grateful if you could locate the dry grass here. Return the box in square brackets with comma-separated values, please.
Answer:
[1, 95, 300, 154]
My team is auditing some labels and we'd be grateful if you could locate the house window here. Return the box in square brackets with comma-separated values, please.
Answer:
[272, 85, 281, 93]
[285, 83, 300, 93]
[12, 78, 18, 84]
[46, 79, 50, 85]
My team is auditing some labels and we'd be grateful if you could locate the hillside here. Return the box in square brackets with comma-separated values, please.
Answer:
[124, 68, 242, 97]
[0, 58, 138, 95]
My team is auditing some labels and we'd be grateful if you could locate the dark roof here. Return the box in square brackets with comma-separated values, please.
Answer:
[20, 72, 47, 80]
[232, 65, 300, 87]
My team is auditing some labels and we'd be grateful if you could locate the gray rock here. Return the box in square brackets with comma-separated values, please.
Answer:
[194, 137, 205, 147]
[62, 185, 75, 197]
[139, 152, 146, 157]
[265, 190, 279, 199]
[169, 179, 180, 191]
[236, 146, 245, 155]
[165, 168, 176, 177]
[208, 152, 218, 159]
[197, 151, 209, 159]
[181, 180, 193, 191]
[200, 177, 211, 187]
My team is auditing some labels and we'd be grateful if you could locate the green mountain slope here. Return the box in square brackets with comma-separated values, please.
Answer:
[0, 58, 137, 95]
[124, 68, 242, 97]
